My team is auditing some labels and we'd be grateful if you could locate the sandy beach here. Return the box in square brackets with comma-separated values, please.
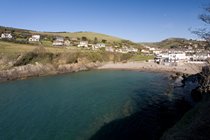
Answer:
[98, 61, 206, 75]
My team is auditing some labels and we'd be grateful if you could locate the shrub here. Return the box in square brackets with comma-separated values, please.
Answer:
[14, 52, 38, 66]
[66, 52, 80, 64]
[14, 47, 54, 66]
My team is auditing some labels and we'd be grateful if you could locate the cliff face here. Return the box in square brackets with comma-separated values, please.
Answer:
[0, 61, 101, 82]
[161, 95, 210, 140]
[161, 67, 210, 140]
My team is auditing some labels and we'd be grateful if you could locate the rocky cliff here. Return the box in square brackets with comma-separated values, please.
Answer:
[161, 66, 210, 140]
[0, 60, 101, 82]
[161, 95, 210, 140]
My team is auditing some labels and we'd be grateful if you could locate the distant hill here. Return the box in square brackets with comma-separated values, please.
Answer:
[142, 38, 206, 49]
[0, 26, 32, 33]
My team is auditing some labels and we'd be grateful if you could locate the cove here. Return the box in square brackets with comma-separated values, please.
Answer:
[0, 70, 196, 140]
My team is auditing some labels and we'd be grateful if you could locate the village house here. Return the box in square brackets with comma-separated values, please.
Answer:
[127, 47, 138, 53]
[115, 48, 125, 53]
[96, 43, 106, 48]
[144, 46, 156, 51]
[29, 35, 40, 42]
[155, 51, 188, 65]
[116, 48, 128, 54]
[0, 33, 13, 39]
[153, 50, 162, 55]
[185, 49, 195, 53]
[70, 37, 78, 41]
[141, 49, 150, 54]
[188, 53, 210, 62]
[64, 40, 71, 46]
[52, 37, 64, 46]
[105, 46, 115, 52]
[92, 43, 106, 50]
[114, 46, 138, 54]
[78, 41, 88, 48]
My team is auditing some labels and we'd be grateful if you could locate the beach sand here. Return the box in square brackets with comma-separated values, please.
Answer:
[98, 61, 206, 75]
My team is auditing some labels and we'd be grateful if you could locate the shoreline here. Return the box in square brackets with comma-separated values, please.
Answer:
[98, 61, 205, 75]
[0, 61, 205, 83]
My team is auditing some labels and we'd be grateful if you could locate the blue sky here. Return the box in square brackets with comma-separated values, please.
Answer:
[0, 0, 209, 42]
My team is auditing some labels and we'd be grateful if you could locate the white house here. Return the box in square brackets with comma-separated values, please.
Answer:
[116, 49, 124, 53]
[116, 48, 128, 54]
[155, 52, 187, 64]
[92, 43, 106, 50]
[153, 50, 162, 55]
[1, 33, 13, 39]
[78, 41, 88, 48]
[105, 46, 115, 52]
[53, 37, 64, 46]
[114, 46, 138, 54]
[144, 46, 156, 51]
[188, 53, 210, 61]
[64, 40, 71, 46]
[141, 49, 150, 54]
[29, 35, 40, 42]
[127, 47, 138, 53]
[168, 52, 187, 62]
[95, 43, 106, 48]
[70, 37, 78, 41]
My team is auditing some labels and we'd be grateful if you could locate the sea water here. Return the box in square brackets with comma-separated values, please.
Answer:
[0, 70, 195, 140]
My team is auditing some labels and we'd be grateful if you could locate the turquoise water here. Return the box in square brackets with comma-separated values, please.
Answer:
[0, 70, 186, 140]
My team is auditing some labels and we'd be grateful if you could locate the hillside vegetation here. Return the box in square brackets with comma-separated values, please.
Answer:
[143, 38, 206, 49]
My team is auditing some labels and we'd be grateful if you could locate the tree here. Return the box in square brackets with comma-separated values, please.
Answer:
[192, 5, 210, 47]
[94, 37, 98, 43]
[65, 36, 70, 40]
[102, 39, 107, 43]
[81, 36, 87, 41]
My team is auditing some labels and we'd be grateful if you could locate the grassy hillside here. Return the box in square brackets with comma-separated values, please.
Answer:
[0, 26, 124, 43]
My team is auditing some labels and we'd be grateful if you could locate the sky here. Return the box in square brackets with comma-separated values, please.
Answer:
[0, 0, 209, 42]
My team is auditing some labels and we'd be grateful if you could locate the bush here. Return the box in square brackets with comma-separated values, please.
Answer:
[85, 52, 104, 62]
[14, 47, 54, 66]
[14, 52, 38, 66]
[0, 38, 29, 44]
[66, 52, 80, 64]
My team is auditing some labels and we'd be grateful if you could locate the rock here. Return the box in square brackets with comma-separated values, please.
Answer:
[0, 61, 102, 82]
[191, 86, 203, 102]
